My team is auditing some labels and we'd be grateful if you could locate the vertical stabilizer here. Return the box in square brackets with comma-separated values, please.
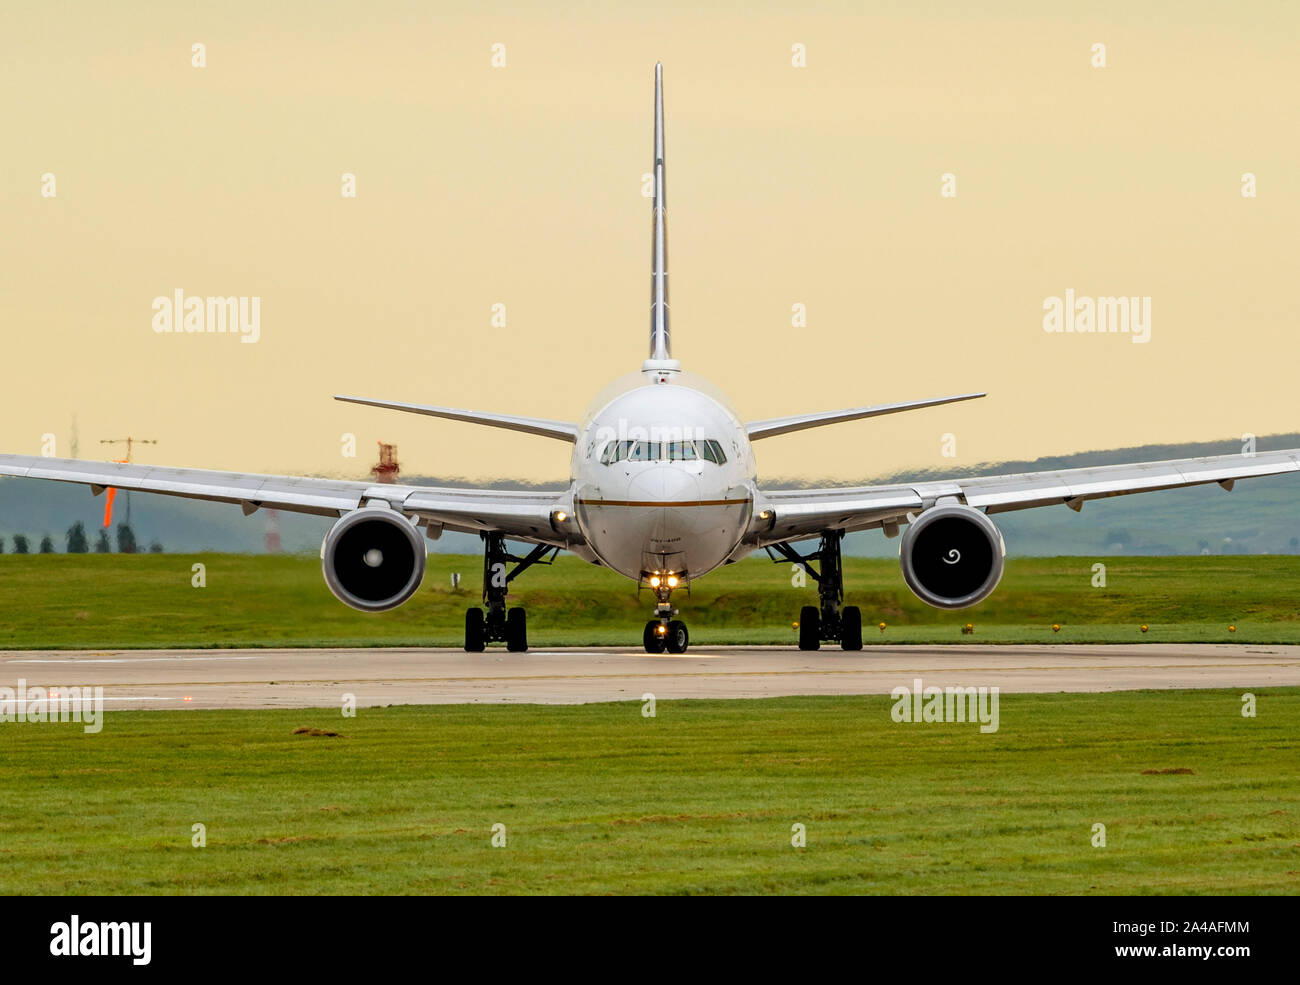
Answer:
[646, 63, 677, 370]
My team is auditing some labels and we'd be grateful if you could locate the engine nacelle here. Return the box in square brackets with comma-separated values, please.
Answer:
[321, 506, 426, 612]
[899, 504, 1005, 610]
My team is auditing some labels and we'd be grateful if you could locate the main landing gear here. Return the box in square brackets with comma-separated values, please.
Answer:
[766, 529, 862, 651]
[464, 532, 558, 653]
[642, 571, 689, 654]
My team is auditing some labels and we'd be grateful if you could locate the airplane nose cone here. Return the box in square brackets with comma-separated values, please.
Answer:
[628, 465, 701, 503]
[628, 466, 703, 543]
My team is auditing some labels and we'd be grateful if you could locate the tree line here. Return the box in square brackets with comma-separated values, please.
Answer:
[0, 522, 163, 554]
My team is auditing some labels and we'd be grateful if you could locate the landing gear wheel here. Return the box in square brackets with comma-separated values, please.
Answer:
[506, 607, 528, 652]
[840, 605, 862, 651]
[465, 608, 485, 652]
[643, 620, 666, 653]
[798, 606, 821, 651]
[665, 620, 689, 654]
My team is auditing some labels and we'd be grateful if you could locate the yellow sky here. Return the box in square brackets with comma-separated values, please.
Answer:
[2, 1, 1296, 482]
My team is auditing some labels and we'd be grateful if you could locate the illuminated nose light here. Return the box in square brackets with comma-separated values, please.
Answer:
[363, 549, 384, 567]
[666, 576, 678, 588]
[649, 576, 661, 587]
[555, 511, 567, 522]
[656, 624, 667, 635]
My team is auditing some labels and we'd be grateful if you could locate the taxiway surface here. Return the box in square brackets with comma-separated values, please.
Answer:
[1, 643, 1296, 710]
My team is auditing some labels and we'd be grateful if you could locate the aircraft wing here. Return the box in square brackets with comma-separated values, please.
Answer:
[0, 454, 573, 545]
[749, 448, 1300, 546]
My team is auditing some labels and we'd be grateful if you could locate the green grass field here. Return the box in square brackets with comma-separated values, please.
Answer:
[4, 554, 1296, 895]
[1, 691, 1295, 895]
[0, 553, 1297, 648]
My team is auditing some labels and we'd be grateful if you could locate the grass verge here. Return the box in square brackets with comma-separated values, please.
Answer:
[1, 690, 1296, 895]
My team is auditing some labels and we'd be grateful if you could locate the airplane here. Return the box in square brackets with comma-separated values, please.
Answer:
[3, 63, 1299, 656]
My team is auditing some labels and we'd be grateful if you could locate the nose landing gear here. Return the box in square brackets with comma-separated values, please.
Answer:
[767, 529, 863, 651]
[642, 572, 689, 653]
[643, 615, 689, 653]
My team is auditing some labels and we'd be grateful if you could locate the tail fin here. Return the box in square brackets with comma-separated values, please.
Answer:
[745, 392, 987, 440]
[334, 395, 577, 442]
[647, 63, 674, 366]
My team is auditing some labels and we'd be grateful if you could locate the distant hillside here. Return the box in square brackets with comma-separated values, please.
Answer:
[0, 474, 529, 556]
[1, 434, 1297, 557]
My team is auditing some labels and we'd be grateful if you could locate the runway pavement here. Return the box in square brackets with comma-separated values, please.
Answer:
[1, 643, 1298, 710]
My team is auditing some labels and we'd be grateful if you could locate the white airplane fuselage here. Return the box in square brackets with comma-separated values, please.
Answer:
[569, 367, 756, 584]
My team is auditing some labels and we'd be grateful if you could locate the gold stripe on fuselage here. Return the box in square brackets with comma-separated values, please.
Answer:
[576, 498, 749, 508]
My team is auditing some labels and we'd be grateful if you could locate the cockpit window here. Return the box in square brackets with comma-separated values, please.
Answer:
[600, 440, 631, 464]
[600, 438, 728, 465]
[700, 440, 727, 464]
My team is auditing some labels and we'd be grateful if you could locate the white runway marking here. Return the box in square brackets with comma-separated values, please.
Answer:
[3, 696, 176, 704]
[10, 655, 264, 664]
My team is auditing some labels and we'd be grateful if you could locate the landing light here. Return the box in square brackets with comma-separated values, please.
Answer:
[555, 510, 567, 522]
[667, 575, 678, 588]
[656, 624, 667, 635]
[649, 576, 661, 587]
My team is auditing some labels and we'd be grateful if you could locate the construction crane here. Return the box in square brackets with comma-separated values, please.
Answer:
[99, 436, 158, 527]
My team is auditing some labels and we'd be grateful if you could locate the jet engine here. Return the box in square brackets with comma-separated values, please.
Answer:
[899, 503, 1005, 609]
[321, 506, 426, 612]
